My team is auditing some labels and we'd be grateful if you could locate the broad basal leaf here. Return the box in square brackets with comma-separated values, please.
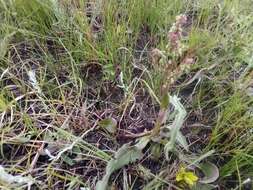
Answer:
[96, 137, 150, 190]
[164, 95, 187, 159]
[161, 128, 189, 151]
[198, 162, 219, 184]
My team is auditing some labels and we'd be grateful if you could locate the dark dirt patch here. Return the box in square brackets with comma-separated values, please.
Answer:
[85, 1, 103, 35]
[45, 39, 66, 60]
[135, 25, 157, 52]
[141, 156, 163, 174]
[99, 82, 125, 104]
[116, 89, 158, 144]
[134, 24, 158, 65]
[9, 41, 43, 66]
[85, 130, 115, 151]
[79, 62, 103, 86]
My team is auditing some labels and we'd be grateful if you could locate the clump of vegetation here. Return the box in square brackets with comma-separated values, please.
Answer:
[0, 0, 253, 190]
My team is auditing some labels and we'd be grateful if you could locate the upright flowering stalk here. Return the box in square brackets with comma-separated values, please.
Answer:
[150, 14, 195, 94]
[167, 14, 188, 56]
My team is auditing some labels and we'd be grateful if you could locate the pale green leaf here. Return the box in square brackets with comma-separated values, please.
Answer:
[164, 95, 187, 159]
[189, 150, 215, 167]
[0, 165, 34, 186]
[0, 94, 8, 112]
[150, 144, 163, 159]
[160, 94, 170, 109]
[61, 154, 75, 166]
[96, 137, 150, 190]
[192, 182, 217, 190]
[198, 162, 219, 184]
[176, 131, 188, 151]
[160, 128, 188, 151]
[0, 32, 15, 60]
[98, 118, 117, 134]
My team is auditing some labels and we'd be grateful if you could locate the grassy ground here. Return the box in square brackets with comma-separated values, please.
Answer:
[0, 0, 253, 189]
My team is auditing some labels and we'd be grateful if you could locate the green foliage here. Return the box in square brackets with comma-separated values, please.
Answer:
[96, 137, 150, 190]
[98, 118, 117, 134]
[198, 162, 219, 184]
[164, 95, 187, 157]
[0, 0, 252, 189]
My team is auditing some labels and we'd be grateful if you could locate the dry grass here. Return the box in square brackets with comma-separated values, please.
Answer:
[0, 0, 253, 189]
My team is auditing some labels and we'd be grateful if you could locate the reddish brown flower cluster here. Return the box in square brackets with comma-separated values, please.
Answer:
[168, 14, 187, 55]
